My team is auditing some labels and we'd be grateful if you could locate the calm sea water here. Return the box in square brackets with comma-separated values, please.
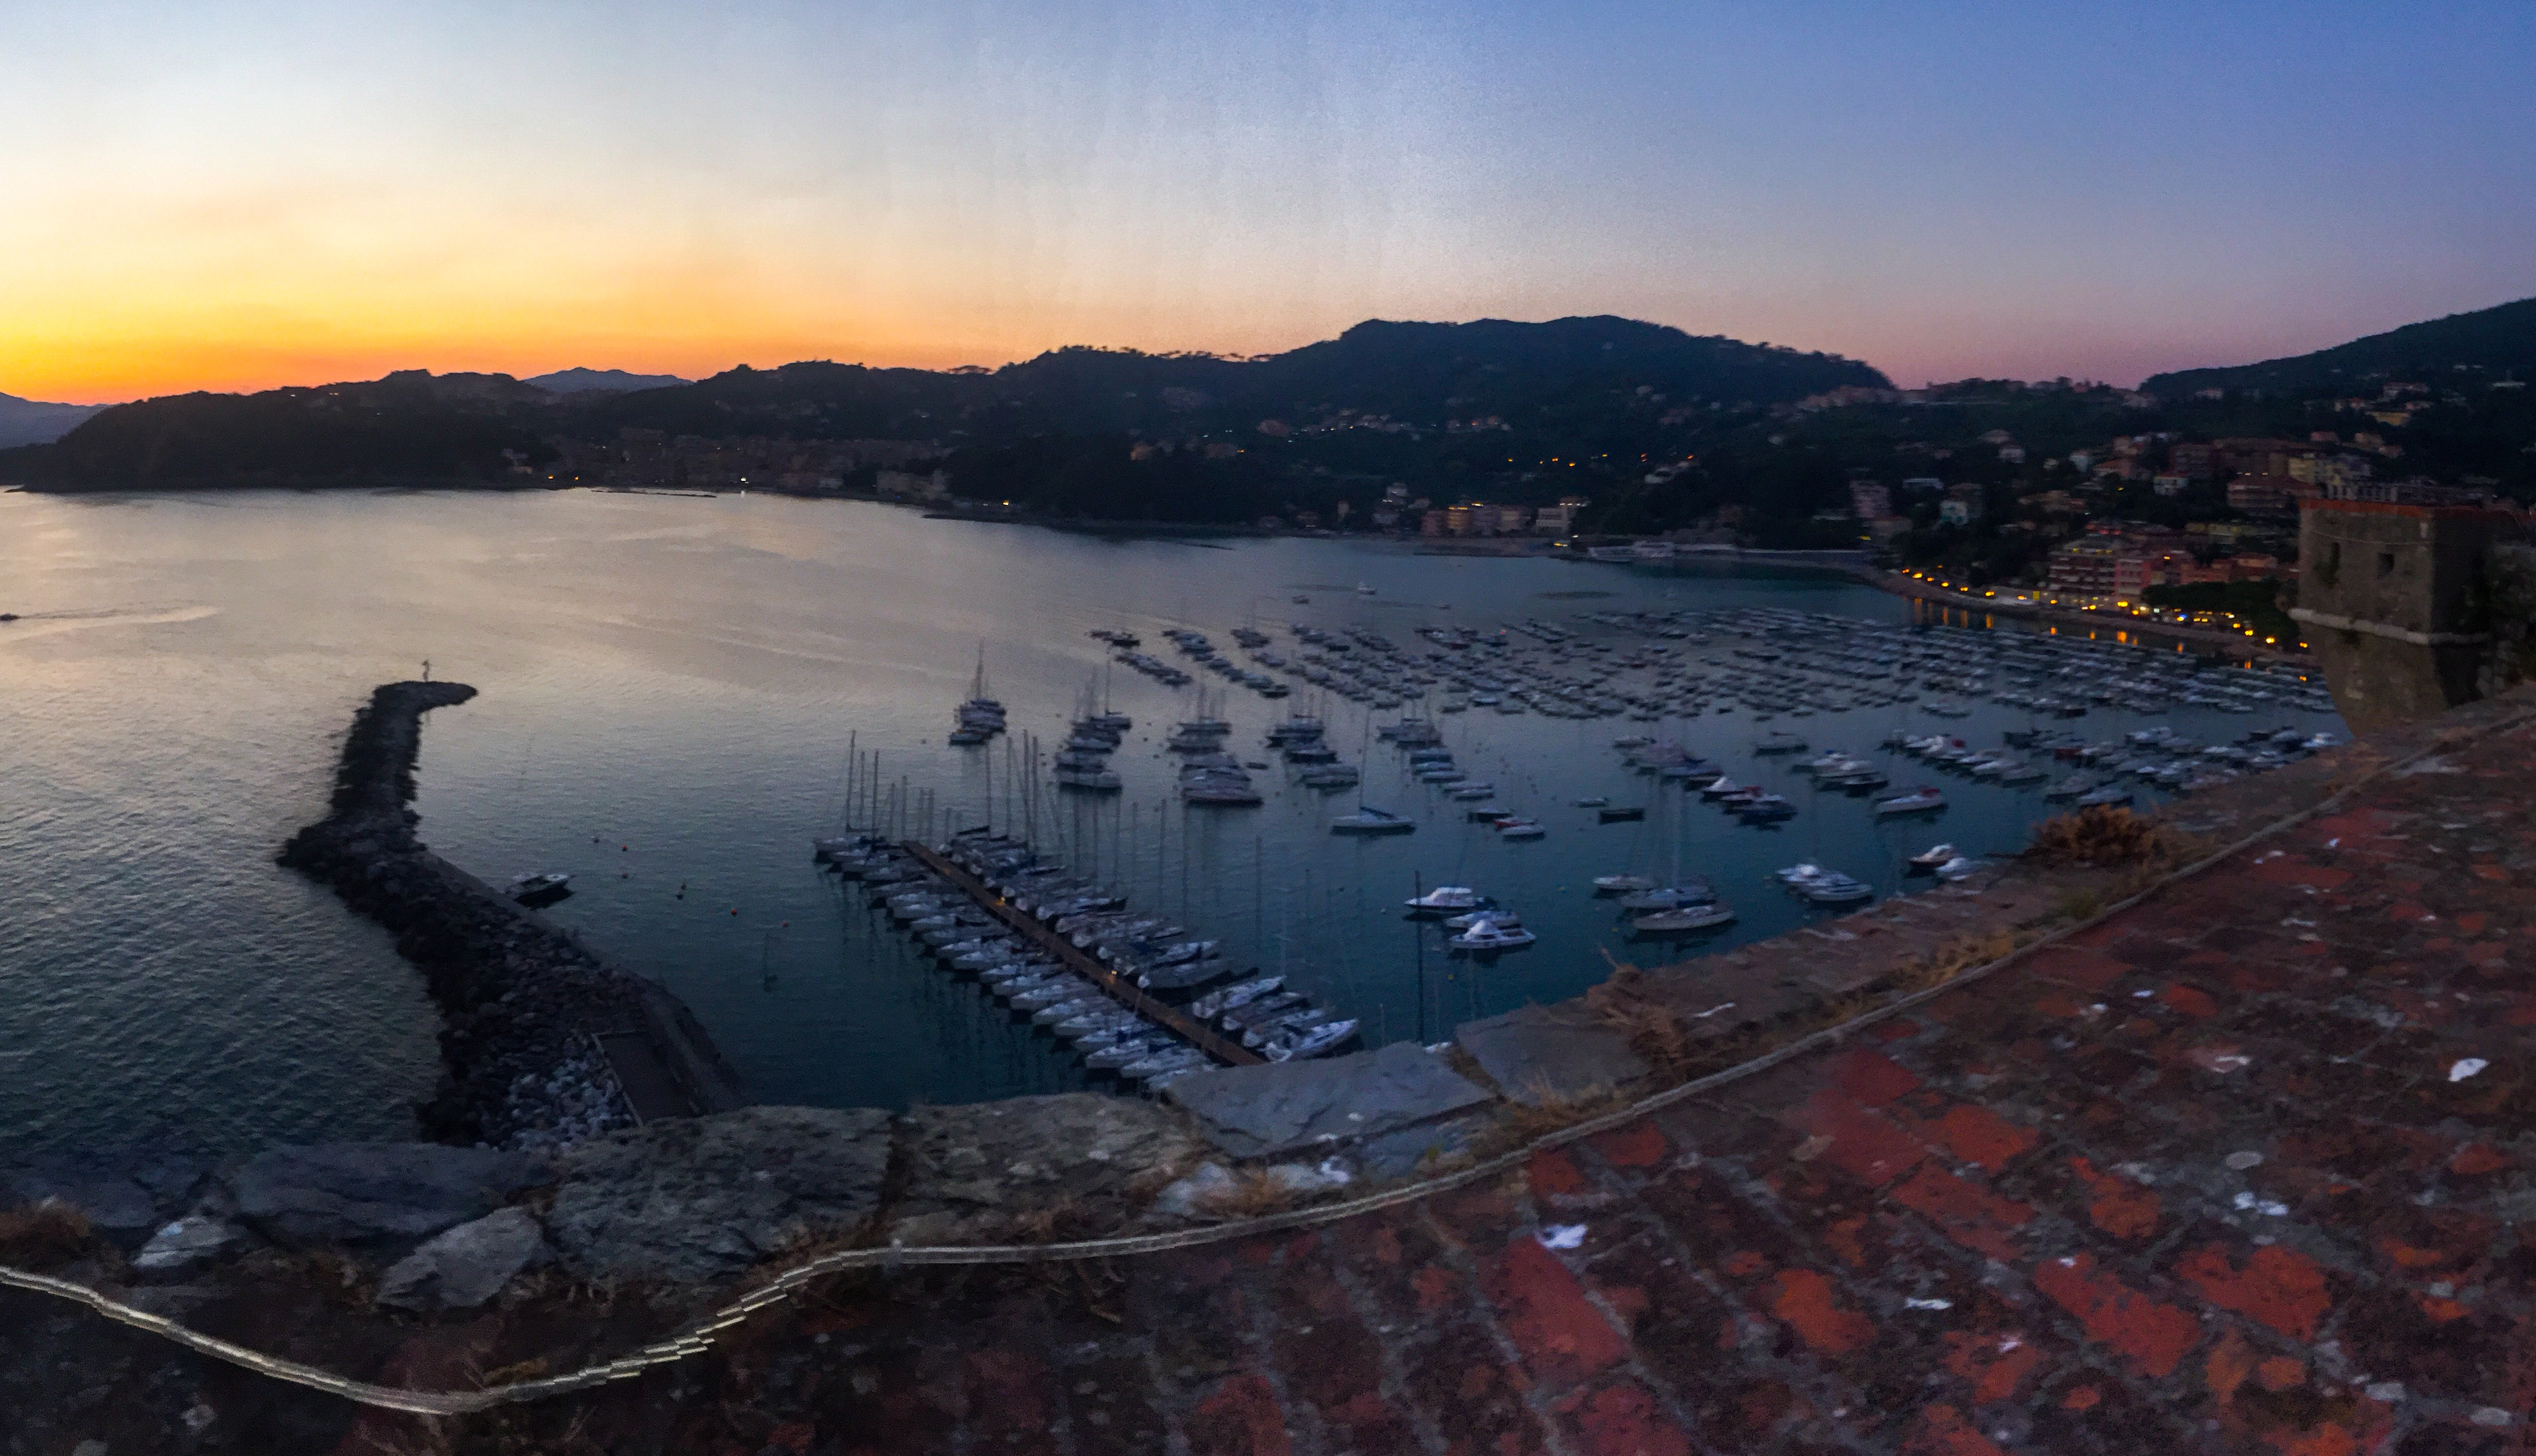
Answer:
[0, 488, 2343, 1152]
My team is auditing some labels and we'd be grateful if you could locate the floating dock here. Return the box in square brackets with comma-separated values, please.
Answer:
[898, 840, 1267, 1068]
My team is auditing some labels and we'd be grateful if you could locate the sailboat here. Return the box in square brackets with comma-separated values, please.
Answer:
[1055, 678, 1125, 791]
[951, 645, 1005, 744]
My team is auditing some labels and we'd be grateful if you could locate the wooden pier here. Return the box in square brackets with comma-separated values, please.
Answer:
[899, 840, 1267, 1068]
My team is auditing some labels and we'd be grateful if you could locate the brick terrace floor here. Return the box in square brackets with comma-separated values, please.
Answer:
[17, 700, 2536, 1456]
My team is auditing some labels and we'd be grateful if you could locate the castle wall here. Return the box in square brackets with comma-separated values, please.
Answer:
[2292, 498, 2514, 731]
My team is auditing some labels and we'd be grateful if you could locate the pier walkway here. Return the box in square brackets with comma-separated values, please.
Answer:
[899, 840, 1266, 1068]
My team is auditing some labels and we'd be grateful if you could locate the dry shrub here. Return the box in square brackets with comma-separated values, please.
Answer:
[1889, 929, 2017, 992]
[477, 1356, 550, 1390]
[1124, 1143, 1210, 1205]
[1194, 1169, 1297, 1220]
[267, 1245, 378, 1310]
[1585, 965, 1695, 1077]
[752, 1218, 883, 1290]
[1470, 1085, 1627, 1160]
[1005, 1199, 1103, 1245]
[0, 1201, 120, 1275]
[2025, 806, 2179, 867]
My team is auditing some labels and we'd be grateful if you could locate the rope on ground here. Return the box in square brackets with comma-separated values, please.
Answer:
[8, 702, 2530, 1417]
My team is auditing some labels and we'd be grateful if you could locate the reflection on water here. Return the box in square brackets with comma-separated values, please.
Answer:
[0, 488, 2345, 1149]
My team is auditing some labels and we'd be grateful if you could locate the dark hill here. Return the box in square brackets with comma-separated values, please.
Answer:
[523, 367, 688, 395]
[6, 373, 555, 488]
[0, 318, 1882, 490]
[565, 315, 1883, 441]
[0, 392, 107, 449]
[1251, 315, 1880, 415]
[2145, 295, 2536, 395]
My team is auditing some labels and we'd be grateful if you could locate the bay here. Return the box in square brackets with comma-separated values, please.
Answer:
[0, 487, 2340, 1151]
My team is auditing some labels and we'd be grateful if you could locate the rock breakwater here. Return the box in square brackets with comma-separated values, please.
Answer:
[279, 681, 745, 1148]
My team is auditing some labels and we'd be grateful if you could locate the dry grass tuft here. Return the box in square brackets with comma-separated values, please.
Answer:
[1005, 1199, 1104, 1245]
[1470, 1084, 1628, 1160]
[1585, 964, 1696, 1077]
[1194, 1169, 1299, 1220]
[477, 1356, 551, 1390]
[2025, 806, 2181, 868]
[1889, 929, 2018, 992]
[276, 1245, 379, 1310]
[0, 1201, 121, 1275]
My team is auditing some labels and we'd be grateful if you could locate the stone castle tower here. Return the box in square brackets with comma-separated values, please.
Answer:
[2290, 483, 2527, 732]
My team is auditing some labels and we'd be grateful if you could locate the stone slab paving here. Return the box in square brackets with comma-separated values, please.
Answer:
[1457, 1003, 1652, 1106]
[1168, 1042, 1495, 1161]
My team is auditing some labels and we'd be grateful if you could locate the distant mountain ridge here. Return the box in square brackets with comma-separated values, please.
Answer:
[0, 391, 106, 448]
[2145, 295, 2536, 395]
[0, 315, 1886, 490]
[566, 315, 1889, 441]
[523, 367, 688, 395]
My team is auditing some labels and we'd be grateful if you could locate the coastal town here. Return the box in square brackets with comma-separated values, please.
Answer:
[524, 371, 2536, 664]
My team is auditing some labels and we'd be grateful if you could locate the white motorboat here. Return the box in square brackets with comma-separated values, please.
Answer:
[1264, 1019, 1360, 1061]
[1192, 975, 1285, 1020]
[1800, 874, 1875, 906]
[1448, 917, 1537, 951]
[1443, 908, 1522, 931]
[1592, 873, 1657, 893]
[1905, 843, 1956, 873]
[1495, 817, 1546, 840]
[1874, 787, 1947, 816]
[1935, 855, 1982, 880]
[508, 872, 571, 901]
[1404, 885, 1486, 912]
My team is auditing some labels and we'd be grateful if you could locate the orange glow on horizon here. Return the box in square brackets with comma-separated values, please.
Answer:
[3, 311, 1328, 407]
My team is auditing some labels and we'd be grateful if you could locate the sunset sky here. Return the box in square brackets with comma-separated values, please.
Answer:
[6, 0, 2533, 404]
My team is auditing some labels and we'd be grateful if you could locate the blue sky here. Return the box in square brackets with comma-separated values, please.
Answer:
[3, 0, 2531, 400]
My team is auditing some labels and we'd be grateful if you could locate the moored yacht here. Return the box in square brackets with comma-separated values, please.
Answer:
[1448, 915, 1536, 951]
[1631, 902, 1736, 933]
[508, 872, 571, 902]
[1332, 805, 1417, 835]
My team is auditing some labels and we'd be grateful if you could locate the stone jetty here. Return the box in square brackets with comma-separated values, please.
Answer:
[278, 681, 747, 1148]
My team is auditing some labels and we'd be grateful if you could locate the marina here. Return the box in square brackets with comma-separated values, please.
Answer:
[640, 533, 2352, 1106]
[808, 825, 1379, 1092]
[1, 488, 2350, 1143]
